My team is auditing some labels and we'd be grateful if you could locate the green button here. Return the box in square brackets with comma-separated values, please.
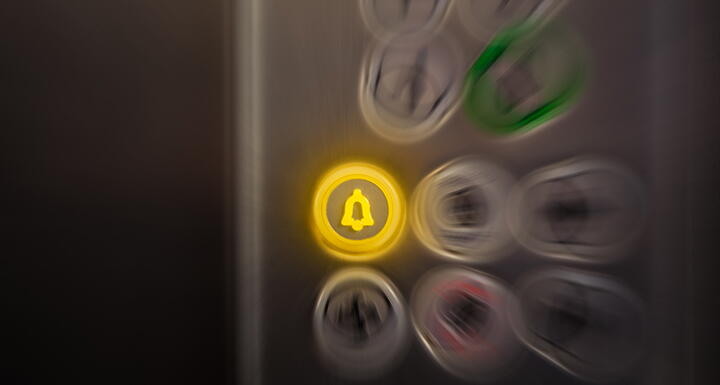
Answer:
[464, 22, 586, 135]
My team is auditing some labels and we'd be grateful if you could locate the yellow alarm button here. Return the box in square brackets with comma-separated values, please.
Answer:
[312, 162, 405, 261]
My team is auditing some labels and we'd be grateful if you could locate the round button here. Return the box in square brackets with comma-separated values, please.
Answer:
[411, 157, 515, 263]
[360, 34, 463, 143]
[464, 22, 586, 136]
[508, 157, 645, 262]
[510, 268, 645, 381]
[312, 162, 406, 261]
[411, 267, 522, 380]
[314, 267, 409, 379]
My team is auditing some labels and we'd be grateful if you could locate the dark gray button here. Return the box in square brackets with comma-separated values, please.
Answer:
[511, 268, 646, 381]
[508, 157, 645, 262]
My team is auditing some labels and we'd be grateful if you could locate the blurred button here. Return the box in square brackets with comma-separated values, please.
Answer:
[510, 268, 645, 381]
[360, 0, 451, 39]
[312, 162, 405, 260]
[457, 0, 568, 41]
[464, 22, 586, 135]
[314, 267, 409, 380]
[411, 267, 521, 380]
[361, 34, 462, 143]
[411, 157, 515, 262]
[508, 157, 645, 262]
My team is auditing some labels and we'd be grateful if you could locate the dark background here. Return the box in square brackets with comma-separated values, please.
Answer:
[3, 1, 229, 384]
[1, 1, 717, 385]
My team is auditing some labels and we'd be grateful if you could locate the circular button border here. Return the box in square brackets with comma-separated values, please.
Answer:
[312, 162, 406, 261]
[410, 266, 523, 381]
[463, 22, 587, 136]
[507, 156, 646, 263]
[410, 156, 516, 263]
[359, 34, 464, 144]
[313, 267, 410, 379]
[508, 267, 646, 382]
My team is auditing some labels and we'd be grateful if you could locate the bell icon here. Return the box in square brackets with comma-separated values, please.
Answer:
[341, 189, 375, 231]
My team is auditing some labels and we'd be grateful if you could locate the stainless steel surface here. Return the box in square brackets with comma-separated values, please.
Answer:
[237, 0, 696, 384]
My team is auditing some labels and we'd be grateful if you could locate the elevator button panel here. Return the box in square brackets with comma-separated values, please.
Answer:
[297, 1, 655, 383]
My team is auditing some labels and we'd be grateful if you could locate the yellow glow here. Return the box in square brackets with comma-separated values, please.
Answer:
[312, 162, 405, 261]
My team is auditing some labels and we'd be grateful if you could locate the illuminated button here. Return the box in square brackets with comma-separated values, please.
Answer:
[464, 22, 586, 135]
[314, 267, 409, 380]
[312, 162, 405, 260]
[510, 268, 645, 381]
[411, 267, 521, 381]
